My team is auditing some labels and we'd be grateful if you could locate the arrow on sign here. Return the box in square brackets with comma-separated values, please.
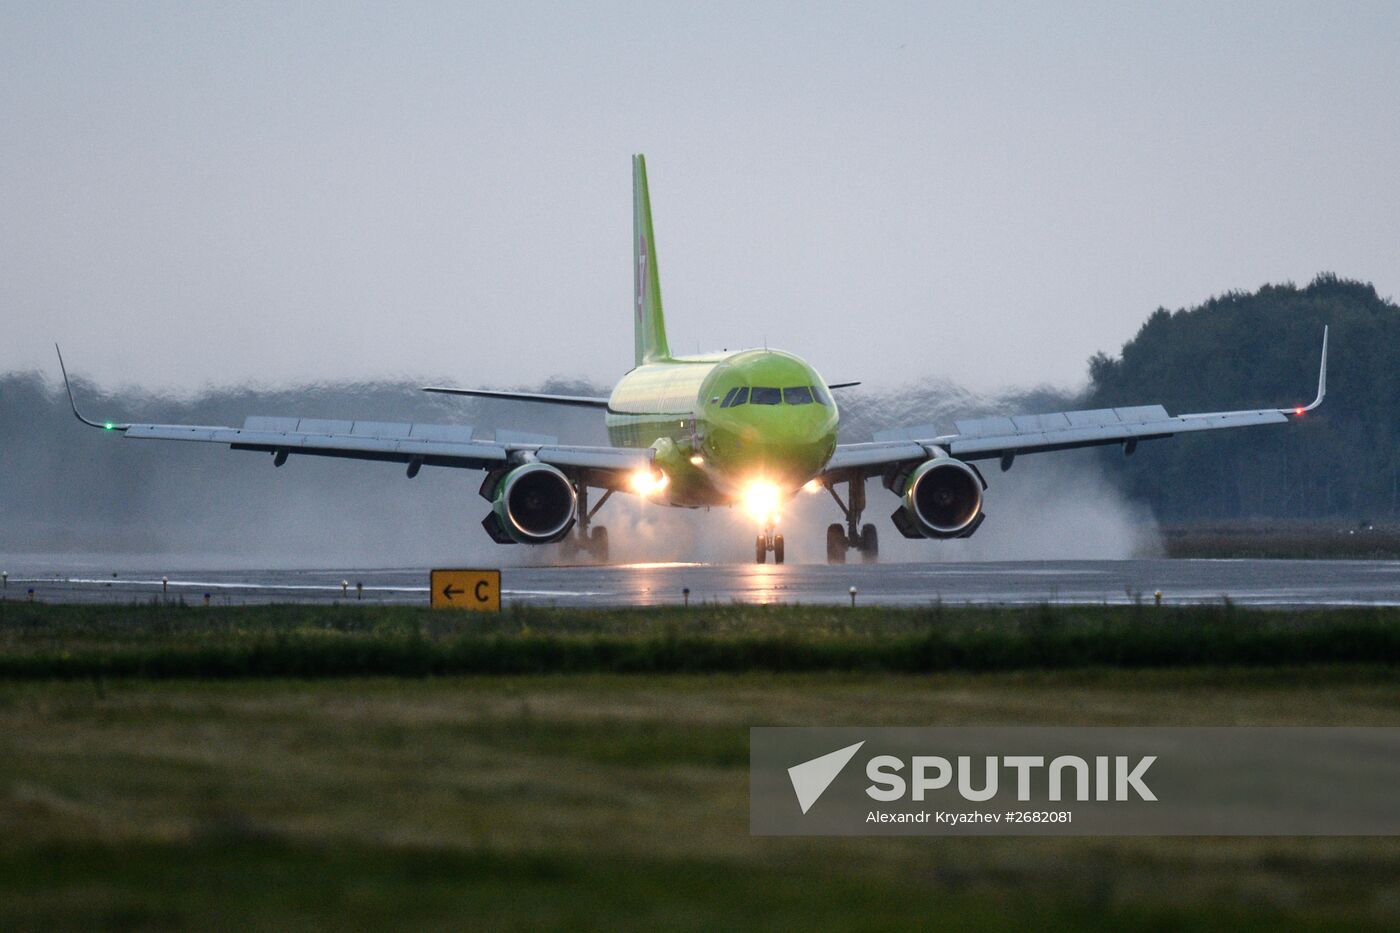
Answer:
[430, 569, 500, 611]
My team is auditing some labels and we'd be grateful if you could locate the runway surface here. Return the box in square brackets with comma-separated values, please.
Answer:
[5, 559, 1400, 608]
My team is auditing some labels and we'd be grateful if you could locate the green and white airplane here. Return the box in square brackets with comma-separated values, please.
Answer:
[59, 155, 1327, 564]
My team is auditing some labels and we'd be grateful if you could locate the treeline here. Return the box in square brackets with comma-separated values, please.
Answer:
[1085, 274, 1400, 522]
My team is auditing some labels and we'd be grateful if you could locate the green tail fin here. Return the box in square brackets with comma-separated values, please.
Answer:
[633, 154, 672, 365]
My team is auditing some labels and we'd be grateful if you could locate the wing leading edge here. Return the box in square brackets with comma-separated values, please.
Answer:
[825, 327, 1328, 477]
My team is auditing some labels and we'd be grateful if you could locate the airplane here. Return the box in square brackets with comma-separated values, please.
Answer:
[58, 155, 1328, 565]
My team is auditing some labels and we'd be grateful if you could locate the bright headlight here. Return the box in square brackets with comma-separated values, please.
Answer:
[741, 481, 782, 523]
[630, 468, 669, 497]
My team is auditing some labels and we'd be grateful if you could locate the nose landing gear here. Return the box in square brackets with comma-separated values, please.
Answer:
[756, 522, 785, 564]
[824, 474, 879, 563]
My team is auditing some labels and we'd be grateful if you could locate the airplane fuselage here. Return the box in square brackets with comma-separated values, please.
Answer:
[605, 348, 839, 508]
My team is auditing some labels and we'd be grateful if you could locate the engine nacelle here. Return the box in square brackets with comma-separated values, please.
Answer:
[888, 457, 985, 540]
[480, 462, 576, 545]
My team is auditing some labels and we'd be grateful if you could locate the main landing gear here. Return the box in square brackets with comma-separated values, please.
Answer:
[824, 474, 879, 564]
[755, 522, 785, 565]
[560, 482, 612, 562]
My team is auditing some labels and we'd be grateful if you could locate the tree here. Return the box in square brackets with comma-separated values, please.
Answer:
[1084, 275, 1400, 521]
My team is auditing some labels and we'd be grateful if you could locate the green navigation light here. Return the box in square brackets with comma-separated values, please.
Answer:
[104, 422, 114, 430]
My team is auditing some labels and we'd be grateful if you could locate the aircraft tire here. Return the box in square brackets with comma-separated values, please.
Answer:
[826, 524, 846, 564]
[755, 535, 767, 564]
[859, 524, 879, 563]
[590, 526, 609, 562]
[773, 535, 785, 565]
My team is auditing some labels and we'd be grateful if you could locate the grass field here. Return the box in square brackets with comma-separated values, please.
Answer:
[3, 603, 1400, 930]
[5, 601, 1400, 677]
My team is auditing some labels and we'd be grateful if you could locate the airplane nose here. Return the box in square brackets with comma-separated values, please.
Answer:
[758, 410, 835, 480]
[703, 390, 837, 488]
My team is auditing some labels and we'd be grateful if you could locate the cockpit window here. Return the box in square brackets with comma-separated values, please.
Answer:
[749, 386, 781, 405]
[722, 385, 825, 407]
[783, 386, 815, 406]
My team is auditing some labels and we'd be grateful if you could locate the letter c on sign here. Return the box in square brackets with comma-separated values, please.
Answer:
[475, 580, 489, 602]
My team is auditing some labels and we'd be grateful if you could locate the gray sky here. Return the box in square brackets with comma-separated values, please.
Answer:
[3, 1, 1397, 396]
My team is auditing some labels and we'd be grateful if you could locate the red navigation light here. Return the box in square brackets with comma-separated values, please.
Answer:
[1294, 406, 1305, 416]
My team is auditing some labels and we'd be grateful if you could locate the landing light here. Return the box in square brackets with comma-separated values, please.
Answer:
[803, 479, 822, 494]
[689, 455, 704, 466]
[742, 481, 782, 524]
[630, 468, 669, 497]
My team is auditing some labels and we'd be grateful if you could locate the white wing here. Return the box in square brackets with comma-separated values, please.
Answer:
[824, 327, 1327, 477]
[56, 351, 651, 489]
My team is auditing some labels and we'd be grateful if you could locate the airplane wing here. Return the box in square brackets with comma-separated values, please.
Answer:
[57, 351, 652, 489]
[823, 327, 1328, 478]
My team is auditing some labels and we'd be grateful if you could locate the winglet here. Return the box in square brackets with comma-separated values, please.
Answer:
[55, 344, 128, 431]
[1288, 326, 1328, 417]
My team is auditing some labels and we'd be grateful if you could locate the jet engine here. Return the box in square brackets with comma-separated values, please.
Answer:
[480, 462, 577, 544]
[887, 457, 985, 539]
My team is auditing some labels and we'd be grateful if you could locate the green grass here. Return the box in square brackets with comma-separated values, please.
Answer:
[4, 605, 1400, 928]
[3, 601, 1400, 678]
[4, 838, 1377, 932]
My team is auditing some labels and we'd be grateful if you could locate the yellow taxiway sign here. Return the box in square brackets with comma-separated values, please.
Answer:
[430, 568, 501, 611]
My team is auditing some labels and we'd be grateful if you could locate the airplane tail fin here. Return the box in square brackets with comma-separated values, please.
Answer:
[633, 154, 672, 365]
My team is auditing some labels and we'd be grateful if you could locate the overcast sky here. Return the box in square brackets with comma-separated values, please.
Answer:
[3, 1, 1397, 396]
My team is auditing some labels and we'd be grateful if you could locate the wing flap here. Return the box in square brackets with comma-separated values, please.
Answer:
[951, 405, 1171, 439]
[243, 416, 300, 433]
[120, 414, 651, 476]
[538, 445, 654, 471]
[827, 404, 1295, 477]
[350, 420, 415, 439]
[407, 423, 479, 442]
[125, 421, 510, 466]
[239, 416, 475, 443]
[824, 441, 930, 473]
[945, 409, 1286, 459]
[494, 429, 558, 447]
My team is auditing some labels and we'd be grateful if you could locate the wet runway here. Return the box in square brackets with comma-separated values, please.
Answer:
[6, 559, 1400, 608]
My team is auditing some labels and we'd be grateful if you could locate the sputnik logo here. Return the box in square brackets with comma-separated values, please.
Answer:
[787, 741, 865, 814]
